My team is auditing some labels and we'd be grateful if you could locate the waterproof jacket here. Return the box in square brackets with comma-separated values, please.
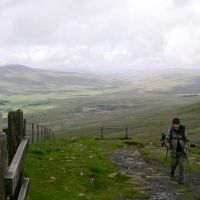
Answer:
[166, 125, 189, 153]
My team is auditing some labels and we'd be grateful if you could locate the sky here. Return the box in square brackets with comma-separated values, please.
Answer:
[0, 0, 200, 72]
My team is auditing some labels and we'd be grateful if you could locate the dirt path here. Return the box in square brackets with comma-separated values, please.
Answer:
[110, 144, 200, 200]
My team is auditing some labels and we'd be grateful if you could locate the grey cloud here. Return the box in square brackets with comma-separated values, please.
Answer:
[0, 0, 200, 72]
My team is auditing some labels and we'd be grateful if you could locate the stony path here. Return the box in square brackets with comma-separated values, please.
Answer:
[110, 145, 200, 200]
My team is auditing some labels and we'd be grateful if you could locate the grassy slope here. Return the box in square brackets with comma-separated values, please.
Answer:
[25, 101, 200, 199]
[25, 137, 144, 200]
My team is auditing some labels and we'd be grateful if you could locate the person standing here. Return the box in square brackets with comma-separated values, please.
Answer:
[160, 132, 167, 147]
[167, 117, 189, 184]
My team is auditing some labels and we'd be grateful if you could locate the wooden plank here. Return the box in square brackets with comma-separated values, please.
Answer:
[5, 137, 29, 196]
[17, 178, 29, 200]
[0, 132, 7, 200]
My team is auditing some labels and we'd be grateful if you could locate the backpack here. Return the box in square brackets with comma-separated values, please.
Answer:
[169, 125, 186, 142]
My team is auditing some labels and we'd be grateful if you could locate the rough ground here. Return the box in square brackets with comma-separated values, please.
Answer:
[110, 144, 200, 200]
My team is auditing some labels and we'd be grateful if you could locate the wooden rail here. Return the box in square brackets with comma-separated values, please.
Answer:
[5, 138, 29, 196]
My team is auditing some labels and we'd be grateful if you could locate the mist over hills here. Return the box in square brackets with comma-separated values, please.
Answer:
[0, 64, 128, 92]
[1, 64, 200, 95]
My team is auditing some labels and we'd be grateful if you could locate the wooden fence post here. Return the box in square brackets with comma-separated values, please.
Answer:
[7, 110, 23, 164]
[0, 132, 7, 200]
[23, 119, 26, 138]
[0, 112, 2, 132]
[125, 127, 128, 139]
[44, 127, 46, 140]
[0, 112, 7, 200]
[32, 123, 34, 143]
[40, 126, 43, 141]
[49, 129, 51, 140]
[52, 131, 55, 139]
[37, 125, 39, 142]
[7, 110, 24, 199]
[100, 127, 104, 139]
[46, 127, 48, 140]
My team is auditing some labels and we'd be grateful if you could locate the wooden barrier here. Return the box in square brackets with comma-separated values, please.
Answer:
[30, 123, 55, 143]
[0, 111, 29, 200]
[0, 111, 56, 199]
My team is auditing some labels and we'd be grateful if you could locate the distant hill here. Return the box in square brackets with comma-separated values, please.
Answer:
[130, 69, 200, 94]
[1, 64, 200, 95]
[0, 64, 129, 94]
[0, 64, 33, 72]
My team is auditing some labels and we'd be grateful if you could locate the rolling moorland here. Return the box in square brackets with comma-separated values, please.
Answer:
[1, 64, 200, 199]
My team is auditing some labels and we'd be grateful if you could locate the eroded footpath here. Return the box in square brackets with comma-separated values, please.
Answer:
[110, 144, 200, 200]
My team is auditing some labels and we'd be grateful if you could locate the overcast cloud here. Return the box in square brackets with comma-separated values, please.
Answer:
[0, 0, 200, 72]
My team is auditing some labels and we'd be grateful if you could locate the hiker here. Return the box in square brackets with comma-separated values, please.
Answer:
[166, 117, 189, 184]
[160, 132, 167, 147]
[190, 142, 196, 148]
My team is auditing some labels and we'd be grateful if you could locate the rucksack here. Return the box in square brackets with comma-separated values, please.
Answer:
[169, 125, 186, 142]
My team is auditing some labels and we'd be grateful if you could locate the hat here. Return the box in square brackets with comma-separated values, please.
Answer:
[172, 117, 180, 124]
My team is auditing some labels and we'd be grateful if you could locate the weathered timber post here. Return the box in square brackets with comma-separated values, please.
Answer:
[23, 119, 26, 138]
[7, 110, 23, 164]
[49, 129, 51, 140]
[46, 128, 48, 140]
[46, 128, 49, 140]
[44, 127, 47, 140]
[125, 127, 128, 139]
[0, 132, 7, 200]
[31, 123, 34, 143]
[37, 125, 39, 142]
[7, 110, 24, 199]
[0, 112, 2, 132]
[52, 130, 55, 139]
[0, 112, 7, 200]
[40, 126, 43, 141]
[100, 127, 104, 139]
